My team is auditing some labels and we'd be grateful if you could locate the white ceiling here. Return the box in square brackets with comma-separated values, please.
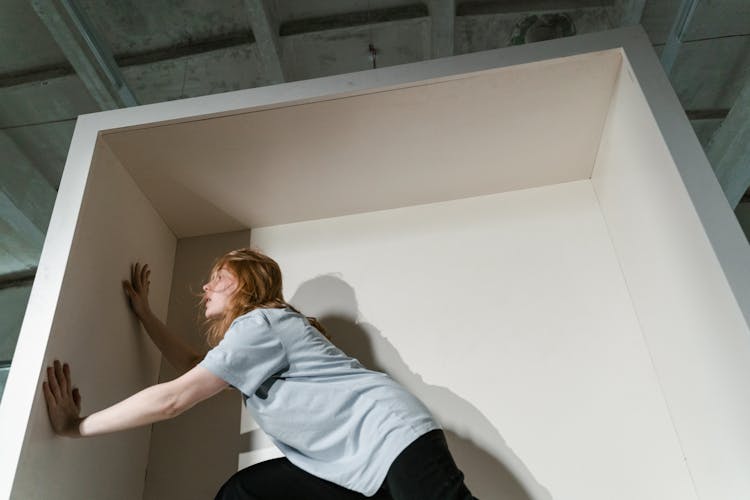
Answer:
[103, 49, 621, 237]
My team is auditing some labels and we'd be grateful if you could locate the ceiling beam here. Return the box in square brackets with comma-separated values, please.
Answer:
[0, 190, 44, 273]
[0, 32, 256, 90]
[707, 76, 750, 208]
[457, 0, 610, 16]
[0, 132, 55, 236]
[429, 0, 455, 59]
[279, 5, 427, 36]
[30, 0, 138, 109]
[0, 268, 36, 289]
[686, 108, 729, 121]
[0, 132, 55, 274]
[243, 0, 286, 84]
[660, 0, 700, 75]
[612, 0, 646, 27]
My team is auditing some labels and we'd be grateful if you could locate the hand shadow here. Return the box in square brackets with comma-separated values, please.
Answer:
[289, 275, 551, 500]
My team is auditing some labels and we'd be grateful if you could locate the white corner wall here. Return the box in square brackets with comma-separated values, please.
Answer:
[592, 59, 750, 499]
[143, 230, 250, 500]
[7, 141, 177, 500]
[248, 180, 694, 500]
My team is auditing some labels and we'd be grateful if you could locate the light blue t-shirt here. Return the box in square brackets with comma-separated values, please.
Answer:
[199, 306, 439, 496]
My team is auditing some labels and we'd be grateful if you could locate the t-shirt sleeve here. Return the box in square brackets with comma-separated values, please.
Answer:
[198, 311, 288, 397]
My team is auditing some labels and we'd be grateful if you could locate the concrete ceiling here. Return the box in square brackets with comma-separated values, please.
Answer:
[1, 0, 749, 279]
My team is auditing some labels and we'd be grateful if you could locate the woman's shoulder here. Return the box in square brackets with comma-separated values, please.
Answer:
[232, 306, 298, 327]
[221, 310, 276, 345]
[230, 308, 271, 329]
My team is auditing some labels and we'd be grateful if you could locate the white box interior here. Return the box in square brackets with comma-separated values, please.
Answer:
[3, 28, 750, 500]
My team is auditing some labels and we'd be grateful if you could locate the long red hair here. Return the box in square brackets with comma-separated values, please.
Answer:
[202, 248, 325, 346]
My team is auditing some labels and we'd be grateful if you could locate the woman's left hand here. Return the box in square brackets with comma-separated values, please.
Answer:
[42, 360, 83, 437]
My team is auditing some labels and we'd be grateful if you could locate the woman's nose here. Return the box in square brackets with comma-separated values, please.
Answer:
[202, 283, 209, 291]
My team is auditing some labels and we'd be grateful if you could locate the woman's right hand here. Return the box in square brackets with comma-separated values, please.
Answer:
[43, 360, 83, 437]
[123, 263, 152, 319]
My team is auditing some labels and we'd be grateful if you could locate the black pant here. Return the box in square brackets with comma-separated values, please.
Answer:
[215, 429, 477, 499]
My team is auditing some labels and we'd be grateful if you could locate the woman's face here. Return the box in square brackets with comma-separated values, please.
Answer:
[203, 267, 238, 318]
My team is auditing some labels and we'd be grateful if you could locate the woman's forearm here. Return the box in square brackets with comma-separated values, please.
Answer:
[74, 366, 227, 438]
[77, 383, 178, 437]
[137, 310, 203, 373]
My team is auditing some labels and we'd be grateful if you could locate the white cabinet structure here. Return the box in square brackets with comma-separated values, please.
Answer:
[2, 27, 750, 500]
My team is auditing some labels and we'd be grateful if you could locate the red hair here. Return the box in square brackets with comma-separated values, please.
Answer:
[202, 248, 325, 346]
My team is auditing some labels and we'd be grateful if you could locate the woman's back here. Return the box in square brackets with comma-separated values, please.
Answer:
[199, 306, 438, 496]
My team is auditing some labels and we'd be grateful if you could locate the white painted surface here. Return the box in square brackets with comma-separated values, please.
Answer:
[249, 181, 694, 500]
[4, 141, 176, 499]
[592, 58, 750, 499]
[102, 49, 620, 237]
[0, 118, 101, 500]
[143, 231, 250, 500]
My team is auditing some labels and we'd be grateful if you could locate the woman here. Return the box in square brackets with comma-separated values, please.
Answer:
[43, 248, 476, 499]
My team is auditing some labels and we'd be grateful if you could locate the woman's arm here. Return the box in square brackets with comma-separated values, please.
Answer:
[43, 360, 228, 438]
[123, 263, 204, 373]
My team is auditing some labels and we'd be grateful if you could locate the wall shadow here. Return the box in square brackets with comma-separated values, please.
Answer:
[289, 275, 551, 500]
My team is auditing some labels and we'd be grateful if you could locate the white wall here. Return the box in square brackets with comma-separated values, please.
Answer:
[592, 60, 750, 499]
[249, 180, 692, 500]
[8, 142, 176, 499]
[143, 230, 250, 500]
